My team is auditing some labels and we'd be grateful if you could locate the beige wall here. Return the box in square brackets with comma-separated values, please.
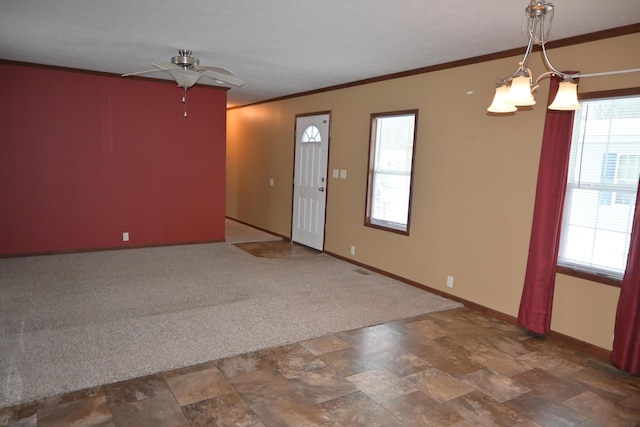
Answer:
[227, 33, 640, 351]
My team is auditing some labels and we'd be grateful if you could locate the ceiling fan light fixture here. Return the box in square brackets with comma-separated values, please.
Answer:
[168, 69, 202, 88]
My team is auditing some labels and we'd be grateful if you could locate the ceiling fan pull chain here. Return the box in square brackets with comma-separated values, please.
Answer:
[183, 86, 188, 118]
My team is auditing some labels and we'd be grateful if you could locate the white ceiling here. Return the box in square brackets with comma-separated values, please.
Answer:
[1, 1, 639, 107]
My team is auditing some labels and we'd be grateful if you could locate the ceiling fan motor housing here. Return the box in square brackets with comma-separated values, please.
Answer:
[172, 49, 199, 68]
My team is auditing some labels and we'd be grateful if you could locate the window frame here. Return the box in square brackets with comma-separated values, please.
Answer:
[365, 109, 419, 235]
[557, 87, 640, 287]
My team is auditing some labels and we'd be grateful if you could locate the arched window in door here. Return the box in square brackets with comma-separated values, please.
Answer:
[302, 125, 321, 143]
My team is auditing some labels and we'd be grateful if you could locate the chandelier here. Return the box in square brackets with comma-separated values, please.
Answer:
[487, 0, 640, 114]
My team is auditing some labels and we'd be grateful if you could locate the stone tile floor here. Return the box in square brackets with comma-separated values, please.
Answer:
[2, 307, 639, 426]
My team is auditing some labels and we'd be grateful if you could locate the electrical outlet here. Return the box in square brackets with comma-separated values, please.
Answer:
[122, 232, 129, 242]
[350, 245, 356, 256]
[446, 275, 454, 288]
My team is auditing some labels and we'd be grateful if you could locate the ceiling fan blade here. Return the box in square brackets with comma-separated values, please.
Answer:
[152, 62, 181, 71]
[121, 68, 163, 77]
[202, 70, 245, 87]
[122, 62, 181, 77]
[197, 65, 233, 76]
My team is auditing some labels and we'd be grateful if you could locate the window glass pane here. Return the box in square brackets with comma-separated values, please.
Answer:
[371, 173, 411, 225]
[559, 95, 640, 279]
[302, 125, 321, 143]
[366, 111, 417, 233]
[618, 154, 640, 182]
[375, 116, 415, 173]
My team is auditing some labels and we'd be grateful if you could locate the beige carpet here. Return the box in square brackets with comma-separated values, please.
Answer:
[0, 237, 461, 408]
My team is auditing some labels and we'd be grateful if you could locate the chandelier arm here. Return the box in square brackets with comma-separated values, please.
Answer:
[540, 42, 565, 77]
[520, 31, 536, 70]
[532, 70, 558, 91]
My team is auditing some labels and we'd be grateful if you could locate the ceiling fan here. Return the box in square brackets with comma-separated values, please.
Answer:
[122, 49, 244, 117]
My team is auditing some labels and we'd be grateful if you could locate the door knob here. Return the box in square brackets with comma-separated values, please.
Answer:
[319, 187, 325, 192]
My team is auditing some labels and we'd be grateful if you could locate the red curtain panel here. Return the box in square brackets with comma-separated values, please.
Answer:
[517, 75, 576, 335]
[611, 179, 640, 374]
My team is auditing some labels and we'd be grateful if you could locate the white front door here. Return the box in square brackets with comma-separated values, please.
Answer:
[292, 113, 330, 250]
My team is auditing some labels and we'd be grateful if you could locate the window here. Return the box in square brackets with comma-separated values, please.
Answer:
[365, 110, 418, 234]
[558, 94, 640, 281]
[302, 125, 321, 142]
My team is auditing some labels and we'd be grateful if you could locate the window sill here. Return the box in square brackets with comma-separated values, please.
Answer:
[556, 265, 622, 287]
[364, 220, 409, 236]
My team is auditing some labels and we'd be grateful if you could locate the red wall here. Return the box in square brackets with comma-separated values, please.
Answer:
[0, 62, 228, 255]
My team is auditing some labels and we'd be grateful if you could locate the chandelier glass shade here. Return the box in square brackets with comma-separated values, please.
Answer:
[487, 84, 517, 113]
[508, 73, 537, 106]
[548, 78, 581, 110]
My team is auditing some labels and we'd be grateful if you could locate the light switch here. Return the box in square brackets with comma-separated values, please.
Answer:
[332, 169, 339, 178]
[340, 169, 347, 179]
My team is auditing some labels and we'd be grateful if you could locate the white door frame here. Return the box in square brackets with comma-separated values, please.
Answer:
[291, 112, 331, 250]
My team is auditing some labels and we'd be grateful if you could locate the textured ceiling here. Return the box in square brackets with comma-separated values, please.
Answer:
[1, 0, 639, 107]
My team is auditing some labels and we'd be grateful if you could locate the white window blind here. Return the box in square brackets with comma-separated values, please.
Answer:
[558, 95, 640, 279]
[367, 112, 417, 233]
